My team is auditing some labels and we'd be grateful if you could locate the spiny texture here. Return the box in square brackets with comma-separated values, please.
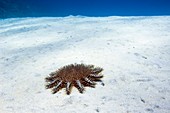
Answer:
[45, 63, 104, 95]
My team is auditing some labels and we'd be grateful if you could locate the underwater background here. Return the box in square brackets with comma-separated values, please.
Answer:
[1, 0, 170, 113]
[0, 0, 170, 18]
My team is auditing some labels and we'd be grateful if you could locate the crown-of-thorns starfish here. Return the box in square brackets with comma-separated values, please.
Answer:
[45, 63, 104, 95]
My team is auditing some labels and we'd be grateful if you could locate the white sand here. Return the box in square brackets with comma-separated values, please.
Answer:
[0, 16, 170, 113]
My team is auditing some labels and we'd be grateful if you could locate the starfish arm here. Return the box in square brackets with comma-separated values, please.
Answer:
[76, 80, 84, 93]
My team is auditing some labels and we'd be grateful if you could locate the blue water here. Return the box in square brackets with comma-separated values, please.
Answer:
[0, 0, 170, 18]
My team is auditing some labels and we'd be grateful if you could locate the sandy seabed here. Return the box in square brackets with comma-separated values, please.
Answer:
[0, 16, 170, 113]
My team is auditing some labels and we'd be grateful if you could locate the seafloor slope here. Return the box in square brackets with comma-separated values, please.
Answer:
[0, 16, 170, 113]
